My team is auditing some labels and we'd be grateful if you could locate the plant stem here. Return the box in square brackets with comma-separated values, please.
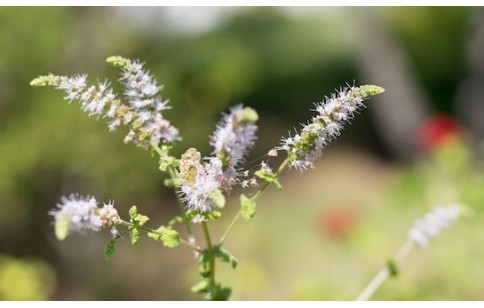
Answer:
[219, 157, 292, 245]
[118, 220, 201, 251]
[149, 141, 194, 240]
[202, 221, 216, 287]
[356, 240, 415, 301]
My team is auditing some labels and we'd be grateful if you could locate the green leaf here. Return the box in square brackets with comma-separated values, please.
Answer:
[134, 214, 149, 226]
[191, 280, 209, 294]
[130, 228, 140, 245]
[214, 246, 238, 269]
[255, 170, 283, 190]
[129, 206, 138, 219]
[104, 239, 117, 261]
[54, 215, 70, 241]
[106, 55, 131, 69]
[387, 258, 399, 277]
[198, 251, 211, 278]
[240, 194, 256, 220]
[208, 284, 232, 301]
[148, 226, 180, 248]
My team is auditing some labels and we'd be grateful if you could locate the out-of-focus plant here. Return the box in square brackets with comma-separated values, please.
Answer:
[31, 56, 383, 300]
[0, 255, 56, 300]
[356, 113, 475, 300]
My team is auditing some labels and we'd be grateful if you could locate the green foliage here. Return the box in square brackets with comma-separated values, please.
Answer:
[208, 284, 232, 301]
[198, 251, 211, 278]
[54, 215, 70, 241]
[255, 169, 283, 190]
[106, 55, 131, 69]
[191, 280, 209, 293]
[214, 246, 238, 269]
[237, 107, 259, 124]
[386, 258, 399, 278]
[240, 194, 256, 220]
[130, 228, 140, 245]
[147, 226, 180, 248]
[0, 255, 56, 300]
[157, 145, 178, 172]
[129, 207, 149, 228]
[29, 74, 61, 87]
[104, 240, 117, 261]
[128, 205, 150, 245]
[358, 85, 385, 99]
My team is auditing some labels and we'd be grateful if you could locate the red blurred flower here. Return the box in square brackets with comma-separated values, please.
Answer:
[317, 207, 358, 239]
[418, 114, 462, 152]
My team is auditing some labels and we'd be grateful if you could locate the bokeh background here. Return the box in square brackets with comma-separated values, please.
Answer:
[1, 6, 484, 300]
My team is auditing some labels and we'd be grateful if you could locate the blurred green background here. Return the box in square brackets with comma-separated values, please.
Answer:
[1, 6, 484, 300]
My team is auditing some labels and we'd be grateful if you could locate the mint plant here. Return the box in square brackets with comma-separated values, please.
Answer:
[31, 56, 384, 300]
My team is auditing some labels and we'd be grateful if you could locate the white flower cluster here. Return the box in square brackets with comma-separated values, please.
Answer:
[178, 105, 258, 218]
[117, 59, 180, 146]
[281, 85, 384, 170]
[208, 104, 258, 191]
[408, 205, 461, 247]
[31, 56, 181, 149]
[211, 104, 258, 167]
[55, 74, 131, 129]
[50, 194, 120, 236]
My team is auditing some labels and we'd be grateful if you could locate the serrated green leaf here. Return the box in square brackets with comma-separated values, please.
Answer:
[129, 205, 138, 219]
[191, 280, 209, 293]
[54, 215, 70, 241]
[104, 239, 117, 261]
[240, 194, 256, 220]
[148, 226, 180, 248]
[160, 227, 180, 248]
[130, 228, 140, 245]
[214, 246, 238, 269]
[134, 214, 149, 226]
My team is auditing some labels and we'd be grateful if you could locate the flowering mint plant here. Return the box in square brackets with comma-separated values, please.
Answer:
[31, 56, 384, 300]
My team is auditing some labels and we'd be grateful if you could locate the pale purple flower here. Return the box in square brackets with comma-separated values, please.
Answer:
[208, 104, 258, 190]
[210, 104, 258, 167]
[50, 194, 121, 237]
[50, 194, 102, 234]
[280, 85, 384, 171]
[408, 205, 461, 247]
[116, 59, 180, 146]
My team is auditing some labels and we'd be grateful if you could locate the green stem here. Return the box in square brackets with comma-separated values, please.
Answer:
[149, 141, 194, 240]
[219, 156, 292, 245]
[202, 221, 216, 288]
[356, 240, 415, 301]
[118, 220, 201, 251]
